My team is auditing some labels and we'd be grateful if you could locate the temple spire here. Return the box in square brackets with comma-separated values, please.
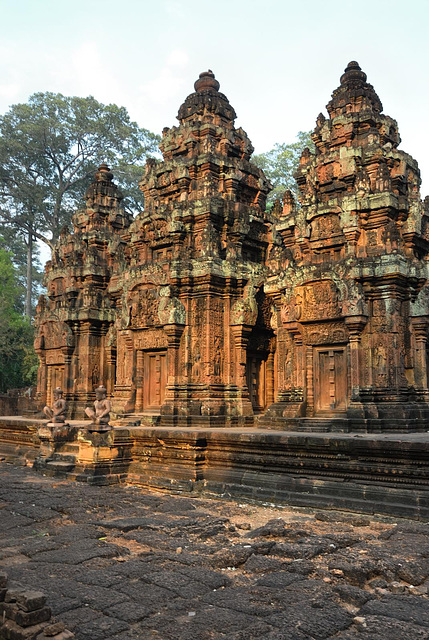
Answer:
[340, 60, 367, 86]
[177, 69, 236, 127]
[327, 60, 383, 117]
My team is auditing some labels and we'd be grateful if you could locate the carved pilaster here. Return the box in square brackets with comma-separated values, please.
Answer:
[231, 325, 253, 388]
[266, 351, 275, 406]
[135, 349, 144, 412]
[105, 348, 116, 397]
[345, 315, 368, 395]
[411, 317, 429, 389]
[164, 324, 185, 385]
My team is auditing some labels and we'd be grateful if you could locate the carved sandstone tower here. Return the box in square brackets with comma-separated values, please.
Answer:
[111, 70, 272, 424]
[265, 62, 429, 430]
[34, 164, 131, 417]
[35, 63, 429, 432]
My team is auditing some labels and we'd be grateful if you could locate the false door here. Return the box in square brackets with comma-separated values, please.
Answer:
[314, 347, 347, 413]
[246, 353, 267, 413]
[143, 351, 167, 410]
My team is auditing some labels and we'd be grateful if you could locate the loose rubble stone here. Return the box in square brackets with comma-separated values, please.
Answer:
[0, 619, 49, 640]
[5, 588, 47, 612]
[1, 603, 51, 627]
[41, 622, 65, 636]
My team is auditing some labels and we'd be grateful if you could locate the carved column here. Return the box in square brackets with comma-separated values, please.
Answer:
[135, 349, 144, 412]
[124, 335, 135, 388]
[345, 315, 368, 397]
[164, 324, 185, 385]
[294, 332, 304, 390]
[46, 366, 53, 408]
[79, 322, 92, 395]
[63, 352, 73, 399]
[305, 345, 314, 415]
[36, 353, 47, 405]
[105, 348, 116, 397]
[266, 351, 275, 406]
[230, 325, 252, 389]
[411, 317, 429, 389]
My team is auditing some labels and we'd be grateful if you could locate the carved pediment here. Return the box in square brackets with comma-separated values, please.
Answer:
[128, 286, 159, 328]
[35, 319, 74, 351]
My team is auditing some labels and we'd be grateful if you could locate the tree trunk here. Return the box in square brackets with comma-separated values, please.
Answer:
[25, 230, 33, 318]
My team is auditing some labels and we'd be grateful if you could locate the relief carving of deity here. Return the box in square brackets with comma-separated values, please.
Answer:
[129, 288, 158, 328]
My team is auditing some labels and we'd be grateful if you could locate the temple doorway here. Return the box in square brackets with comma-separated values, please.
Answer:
[143, 351, 167, 410]
[313, 347, 348, 413]
[247, 353, 268, 413]
[46, 364, 64, 406]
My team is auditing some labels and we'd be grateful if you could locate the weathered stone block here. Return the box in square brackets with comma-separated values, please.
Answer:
[5, 589, 46, 612]
[0, 619, 49, 640]
[2, 603, 51, 627]
[36, 622, 64, 637]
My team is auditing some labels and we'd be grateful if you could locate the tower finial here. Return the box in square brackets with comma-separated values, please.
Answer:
[194, 70, 220, 92]
[95, 163, 113, 182]
[340, 61, 367, 86]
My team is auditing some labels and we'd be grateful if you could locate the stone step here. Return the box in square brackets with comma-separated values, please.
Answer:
[297, 419, 349, 432]
[113, 413, 160, 428]
[57, 443, 80, 454]
[51, 453, 76, 463]
[45, 460, 75, 472]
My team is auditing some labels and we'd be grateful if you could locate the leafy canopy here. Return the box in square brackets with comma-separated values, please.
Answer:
[253, 131, 314, 206]
[0, 92, 161, 247]
[0, 247, 36, 391]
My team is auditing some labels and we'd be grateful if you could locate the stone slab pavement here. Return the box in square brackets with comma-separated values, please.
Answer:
[1, 462, 429, 640]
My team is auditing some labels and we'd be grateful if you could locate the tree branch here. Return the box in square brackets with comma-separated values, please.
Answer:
[0, 209, 53, 250]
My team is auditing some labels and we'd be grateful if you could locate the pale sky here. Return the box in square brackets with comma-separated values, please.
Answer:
[1, 0, 428, 196]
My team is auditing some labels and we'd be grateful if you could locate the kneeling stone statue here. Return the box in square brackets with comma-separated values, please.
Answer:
[43, 387, 67, 425]
[85, 385, 112, 432]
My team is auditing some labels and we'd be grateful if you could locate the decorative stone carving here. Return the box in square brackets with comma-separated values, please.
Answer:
[158, 287, 186, 325]
[263, 60, 429, 429]
[231, 284, 258, 326]
[85, 386, 112, 432]
[43, 387, 66, 425]
[33, 63, 429, 431]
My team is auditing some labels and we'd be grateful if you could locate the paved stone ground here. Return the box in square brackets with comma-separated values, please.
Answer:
[1, 464, 429, 640]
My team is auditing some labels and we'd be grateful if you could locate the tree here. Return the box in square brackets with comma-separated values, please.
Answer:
[253, 131, 315, 206]
[0, 223, 43, 316]
[0, 92, 161, 316]
[0, 247, 36, 392]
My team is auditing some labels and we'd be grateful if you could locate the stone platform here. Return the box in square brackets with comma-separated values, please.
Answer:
[1, 416, 429, 519]
[127, 426, 429, 520]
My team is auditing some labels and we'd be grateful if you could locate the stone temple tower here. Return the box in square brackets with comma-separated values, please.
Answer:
[109, 70, 273, 425]
[34, 163, 132, 417]
[34, 63, 429, 432]
[265, 61, 429, 430]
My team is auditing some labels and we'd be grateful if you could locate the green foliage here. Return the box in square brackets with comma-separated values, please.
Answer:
[253, 131, 315, 206]
[0, 92, 161, 316]
[0, 92, 161, 247]
[114, 160, 148, 215]
[0, 225, 43, 314]
[0, 248, 37, 391]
